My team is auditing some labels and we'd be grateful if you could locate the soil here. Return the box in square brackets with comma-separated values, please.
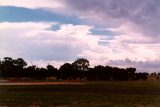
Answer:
[0, 81, 86, 86]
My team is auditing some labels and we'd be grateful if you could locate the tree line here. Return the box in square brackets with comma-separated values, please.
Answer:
[0, 57, 149, 81]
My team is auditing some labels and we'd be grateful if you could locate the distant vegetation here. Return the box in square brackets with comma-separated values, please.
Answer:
[0, 57, 149, 81]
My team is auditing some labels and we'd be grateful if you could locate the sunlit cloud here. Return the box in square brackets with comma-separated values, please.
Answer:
[0, 22, 160, 72]
[0, 0, 160, 72]
[0, 0, 65, 9]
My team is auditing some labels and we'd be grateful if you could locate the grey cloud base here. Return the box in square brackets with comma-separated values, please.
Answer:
[64, 0, 160, 36]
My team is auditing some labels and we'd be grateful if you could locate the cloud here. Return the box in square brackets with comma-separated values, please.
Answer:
[2, 0, 160, 37]
[1, 1, 160, 72]
[0, 0, 65, 9]
[0, 21, 160, 72]
[64, 0, 160, 37]
[0, 22, 101, 67]
[108, 58, 160, 73]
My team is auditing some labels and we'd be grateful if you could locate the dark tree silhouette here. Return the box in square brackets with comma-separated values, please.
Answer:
[14, 58, 27, 69]
[46, 64, 58, 78]
[72, 58, 89, 72]
[135, 72, 149, 80]
[58, 63, 74, 80]
[94, 65, 106, 80]
[14, 58, 27, 77]
[0, 57, 145, 81]
[126, 67, 136, 80]
[25, 65, 37, 78]
[37, 67, 47, 80]
[1, 57, 15, 78]
[71, 58, 90, 80]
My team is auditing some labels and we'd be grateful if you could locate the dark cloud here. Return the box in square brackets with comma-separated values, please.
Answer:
[110, 58, 160, 68]
[64, 0, 160, 36]
[108, 58, 160, 72]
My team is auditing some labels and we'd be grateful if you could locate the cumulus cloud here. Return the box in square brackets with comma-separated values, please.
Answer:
[0, 21, 160, 71]
[0, 22, 103, 67]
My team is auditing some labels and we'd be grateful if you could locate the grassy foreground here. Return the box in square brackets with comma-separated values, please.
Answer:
[1, 81, 160, 107]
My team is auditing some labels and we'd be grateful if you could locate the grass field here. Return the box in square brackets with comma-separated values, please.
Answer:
[1, 81, 160, 107]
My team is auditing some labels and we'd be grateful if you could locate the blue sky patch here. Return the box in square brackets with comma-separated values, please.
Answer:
[47, 24, 61, 31]
[98, 41, 110, 46]
[90, 28, 116, 36]
[0, 6, 82, 24]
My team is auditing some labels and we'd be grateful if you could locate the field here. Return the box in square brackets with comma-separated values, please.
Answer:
[1, 81, 160, 107]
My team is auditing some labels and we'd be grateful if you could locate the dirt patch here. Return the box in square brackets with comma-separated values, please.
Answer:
[0, 81, 86, 86]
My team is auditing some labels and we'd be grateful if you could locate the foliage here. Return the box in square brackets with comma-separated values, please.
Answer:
[58, 63, 74, 80]
[0, 57, 149, 81]
[72, 58, 89, 71]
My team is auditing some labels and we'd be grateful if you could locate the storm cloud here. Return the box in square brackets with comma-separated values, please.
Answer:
[64, 0, 160, 36]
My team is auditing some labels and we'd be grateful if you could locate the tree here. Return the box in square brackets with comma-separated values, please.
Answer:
[72, 58, 89, 72]
[94, 65, 107, 80]
[126, 67, 136, 80]
[135, 72, 148, 80]
[13, 58, 27, 77]
[37, 67, 47, 80]
[46, 65, 58, 78]
[0, 56, 139, 81]
[2, 57, 14, 66]
[25, 65, 37, 78]
[59, 63, 74, 80]
[14, 58, 27, 69]
[1, 57, 15, 78]
[47, 65, 55, 71]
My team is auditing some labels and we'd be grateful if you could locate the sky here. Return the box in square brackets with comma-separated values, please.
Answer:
[0, 0, 160, 73]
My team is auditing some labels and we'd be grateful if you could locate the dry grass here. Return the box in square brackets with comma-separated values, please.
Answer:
[0, 81, 160, 107]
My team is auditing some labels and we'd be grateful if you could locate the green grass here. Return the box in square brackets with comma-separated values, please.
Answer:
[1, 81, 160, 107]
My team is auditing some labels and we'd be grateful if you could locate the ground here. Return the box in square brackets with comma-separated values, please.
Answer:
[0, 81, 85, 85]
[0, 81, 160, 107]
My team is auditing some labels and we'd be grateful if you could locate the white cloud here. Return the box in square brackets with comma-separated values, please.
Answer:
[0, 0, 65, 9]
[0, 22, 102, 67]
[107, 23, 160, 62]
[0, 22, 160, 72]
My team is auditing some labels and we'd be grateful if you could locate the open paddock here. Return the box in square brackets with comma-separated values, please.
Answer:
[0, 81, 160, 107]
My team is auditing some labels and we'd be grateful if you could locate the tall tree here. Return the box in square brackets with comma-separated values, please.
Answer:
[59, 63, 74, 80]
[1, 57, 15, 78]
[72, 58, 89, 72]
[14, 58, 27, 69]
[126, 67, 136, 80]
[94, 65, 107, 80]
[46, 65, 58, 78]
